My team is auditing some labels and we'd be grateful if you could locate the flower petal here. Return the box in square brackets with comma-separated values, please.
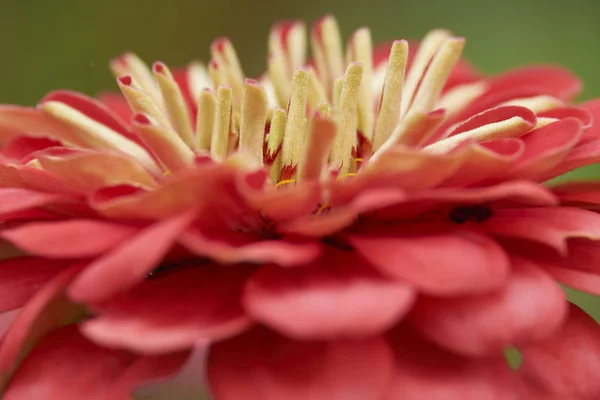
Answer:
[384, 326, 520, 400]
[1, 220, 139, 259]
[518, 303, 600, 399]
[82, 265, 253, 354]
[510, 238, 600, 295]
[207, 327, 393, 400]
[37, 149, 159, 192]
[0, 267, 86, 392]
[409, 257, 567, 356]
[244, 248, 415, 339]
[68, 211, 196, 303]
[349, 226, 510, 296]
[481, 207, 600, 255]
[180, 228, 322, 267]
[39, 90, 135, 141]
[1, 136, 61, 161]
[2, 325, 189, 400]
[510, 118, 583, 180]
[0, 258, 70, 313]
[0, 188, 64, 218]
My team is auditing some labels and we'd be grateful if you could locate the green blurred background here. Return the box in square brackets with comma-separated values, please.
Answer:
[2, 0, 600, 397]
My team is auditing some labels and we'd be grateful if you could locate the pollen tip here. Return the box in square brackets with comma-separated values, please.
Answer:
[245, 78, 259, 85]
[118, 75, 133, 86]
[202, 87, 213, 94]
[212, 37, 229, 53]
[152, 62, 166, 74]
[132, 113, 151, 125]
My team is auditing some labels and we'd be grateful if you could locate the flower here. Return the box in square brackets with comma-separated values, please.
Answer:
[1, 14, 600, 399]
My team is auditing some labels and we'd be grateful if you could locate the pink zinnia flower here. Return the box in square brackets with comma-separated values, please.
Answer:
[1, 15, 600, 399]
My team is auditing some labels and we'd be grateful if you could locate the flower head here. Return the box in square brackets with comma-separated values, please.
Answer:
[1, 15, 600, 399]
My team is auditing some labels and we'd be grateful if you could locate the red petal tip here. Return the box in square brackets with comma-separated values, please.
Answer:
[118, 76, 133, 86]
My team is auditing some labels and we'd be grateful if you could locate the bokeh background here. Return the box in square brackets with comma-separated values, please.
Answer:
[2, 0, 600, 397]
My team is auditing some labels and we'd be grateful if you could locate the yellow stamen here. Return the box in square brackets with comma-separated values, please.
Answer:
[132, 113, 195, 173]
[375, 108, 445, 158]
[268, 52, 291, 107]
[312, 15, 344, 92]
[211, 38, 245, 85]
[500, 95, 563, 113]
[372, 40, 408, 151]
[117, 76, 170, 128]
[209, 60, 227, 89]
[348, 28, 374, 143]
[110, 53, 163, 107]
[275, 179, 296, 188]
[187, 61, 211, 102]
[211, 86, 233, 160]
[307, 68, 327, 109]
[40, 101, 157, 172]
[534, 117, 559, 129]
[239, 79, 268, 164]
[196, 88, 216, 151]
[330, 63, 364, 175]
[409, 37, 465, 114]
[426, 116, 533, 154]
[298, 114, 336, 182]
[286, 23, 308, 76]
[153, 62, 195, 149]
[332, 77, 344, 113]
[338, 172, 358, 179]
[317, 101, 331, 117]
[266, 108, 286, 182]
[401, 29, 452, 116]
[281, 69, 309, 175]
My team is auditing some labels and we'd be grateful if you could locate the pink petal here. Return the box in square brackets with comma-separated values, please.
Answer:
[518, 303, 600, 399]
[409, 257, 567, 356]
[180, 228, 322, 267]
[1, 220, 140, 258]
[39, 90, 133, 139]
[510, 118, 583, 180]
[481, 207, 600, 255]
[0, 156, 80, 196]
[511, 238, 600, 296]
[91, 163, 245, 219]
[538, 106, 592, 129]
[547, 138, 600, 178]
[384, 326, 520, 400]
[97, 92, 133, 124]
[349, 226, 510, 295]
[488, 65, 582, 101]
[1, 136, 62, 161]
[0, 258, 70, 313]
[68, 211, 196, 303]
[237, 173, 322, 221]
[2, 325, 189, 400]
[577, 98, 600, 142]
[0, 266, 85, 391]
[244, 248, 415, 339]
[207, 327, 393, 400]
[82, 265, 253, 354]
[551, 181, 600, 209]
[0, 188, 64, 218]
